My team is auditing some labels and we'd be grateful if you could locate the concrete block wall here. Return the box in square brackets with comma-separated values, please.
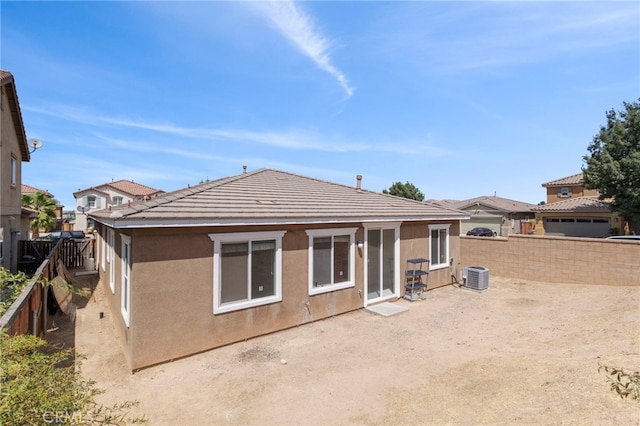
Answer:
[460, 234, 639, 286]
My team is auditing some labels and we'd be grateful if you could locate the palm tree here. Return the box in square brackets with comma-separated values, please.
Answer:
[21, 191, 58, 235]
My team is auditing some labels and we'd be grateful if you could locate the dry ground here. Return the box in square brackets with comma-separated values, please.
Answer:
[46, 276, 640, 425]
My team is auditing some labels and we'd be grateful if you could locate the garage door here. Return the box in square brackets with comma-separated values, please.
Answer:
[544, 218, 610, 238]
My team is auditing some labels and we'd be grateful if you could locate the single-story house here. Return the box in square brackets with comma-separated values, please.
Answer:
[90, 168, 469, 370]
[430, 195, 536, 236]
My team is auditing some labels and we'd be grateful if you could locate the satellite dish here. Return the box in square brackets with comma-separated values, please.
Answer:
[77, 205, 90, 214]
[27, 138, 43, 152]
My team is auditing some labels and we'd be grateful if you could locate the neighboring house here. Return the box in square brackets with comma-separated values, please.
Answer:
[0, 70, 32, 272]
[73, 180, 164, 231]
[89, 168, 469, 370]
[21, 184, 64, 236]
[533, 173, 620, 237]
[430, 195, 536, 236]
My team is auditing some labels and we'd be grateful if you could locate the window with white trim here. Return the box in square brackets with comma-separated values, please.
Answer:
[559, 187, 571, 197]
[121, 234, 131, 326]
[209, 231, 285, 314]
[108, 229, 115, 293]
[429, 224, 450, 270]
[87, 196, 97, 208]
[112, 196, 123, 206]
[10, 156, 17, 186]
[100, 231, 106, 271]
[305, 228, 357, 295]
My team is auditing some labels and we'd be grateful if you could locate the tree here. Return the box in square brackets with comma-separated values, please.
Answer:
[582, 99, 640, 232]
[21, 191, 58, 233]
[382, 181, 425, 201]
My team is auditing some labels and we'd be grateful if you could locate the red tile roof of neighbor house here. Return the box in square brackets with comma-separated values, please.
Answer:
[106, 179, 164, 197]
[21, 184, 53, 198]
[90, 168, 470, 228]
[542, 173, 584, 187]
[532, 196, 611, 212]
[74, 180, 164, 198]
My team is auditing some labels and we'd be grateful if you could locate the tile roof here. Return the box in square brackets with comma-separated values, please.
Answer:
[107, 179, 165, 197]
[437, 195, 535, 213]
[21, 184, 53, 198]
[542, 173, 584, 187]
[532, 196, 611, 213]
[74, 180, 164, 198]
[90, 168, 469, 227]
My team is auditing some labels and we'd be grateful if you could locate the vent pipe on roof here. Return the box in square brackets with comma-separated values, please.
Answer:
[356, 175, 362, 192]
[243, 165, 247, 174]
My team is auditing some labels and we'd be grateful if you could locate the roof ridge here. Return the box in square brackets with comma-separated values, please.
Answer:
[106, 168, 267, 216]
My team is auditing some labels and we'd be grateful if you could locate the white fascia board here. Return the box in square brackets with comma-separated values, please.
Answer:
[91, 215, 469, 229]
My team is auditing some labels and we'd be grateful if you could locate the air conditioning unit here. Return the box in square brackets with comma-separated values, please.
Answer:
[463, 266, 489, 291]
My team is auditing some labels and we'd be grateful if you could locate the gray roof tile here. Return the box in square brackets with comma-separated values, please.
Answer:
[91, 169, 468, 227]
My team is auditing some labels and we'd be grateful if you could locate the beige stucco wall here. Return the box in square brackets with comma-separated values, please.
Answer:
[460, 234, 639, 286]
[96, 220, 461, 370]
[0, 85, 25, 272]
[545, 185, 599, 204]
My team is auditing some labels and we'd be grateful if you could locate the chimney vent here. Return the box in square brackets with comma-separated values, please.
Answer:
[356, 175, 362, 191]
[243, 165, 247, 174]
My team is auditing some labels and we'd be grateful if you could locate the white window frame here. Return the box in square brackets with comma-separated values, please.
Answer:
[10, 156, 17, 186]
[87, 195, 97, 208]
[112, 196, 123, 206]
[363, 222, 401, 306]
[209, 230, 286, 315]
[305, 227, 357, 296]
[121, 234, 131, 326]
[428, 224, 450, 270]
[100, 230, 106, 272]
[108, 228, 115, 294]
[559, 187, 572, 198]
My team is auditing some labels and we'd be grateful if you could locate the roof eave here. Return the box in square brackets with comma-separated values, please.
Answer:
[2, 74, 30, 162]
[91, 214, 470, 229]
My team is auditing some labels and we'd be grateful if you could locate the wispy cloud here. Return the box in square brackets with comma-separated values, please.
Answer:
[372, 2, 639, 73]
[252, 0, 354, 98]
[24, 104, 451, 157]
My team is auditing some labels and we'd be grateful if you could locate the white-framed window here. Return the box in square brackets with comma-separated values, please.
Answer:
[428, 224, 450, 270]
[121, 234, 131, 326]
[87, 196, 97, 208]
[305, 228, 357, 295]
[10, 156, 17, 186]
[558, 187, 572, 198]
[209, 230, 286, 314]
[112, 196, 123, 206]
[100, 231, 106, 271]
[108, 228, 115, 293]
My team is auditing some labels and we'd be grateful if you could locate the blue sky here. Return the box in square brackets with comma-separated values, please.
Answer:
[2, 1, 639, 210]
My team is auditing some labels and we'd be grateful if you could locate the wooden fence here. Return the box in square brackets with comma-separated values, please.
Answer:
[0, 239, 95, 336]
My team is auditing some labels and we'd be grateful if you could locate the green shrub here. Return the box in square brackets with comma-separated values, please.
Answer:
[0, 268, 29, 317]
[599, 364, 640, 402]
[0, 330, 146, 425]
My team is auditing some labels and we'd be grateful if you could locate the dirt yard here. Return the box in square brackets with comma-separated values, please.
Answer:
[46, 275, 640, 425]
